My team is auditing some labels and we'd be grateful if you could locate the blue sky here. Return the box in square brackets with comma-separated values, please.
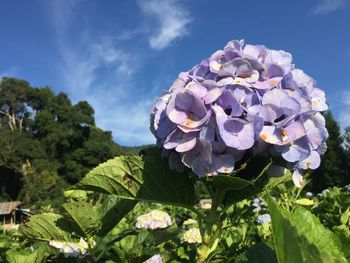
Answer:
[0, 0, 349, 146]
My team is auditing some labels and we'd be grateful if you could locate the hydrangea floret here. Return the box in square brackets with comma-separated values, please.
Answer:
[151, 39, 328, 187]
[181, 227, 203, 244]
[256, 213, 271, 224]
[49, 238, 89, 258]
[135, 210, 172, 230]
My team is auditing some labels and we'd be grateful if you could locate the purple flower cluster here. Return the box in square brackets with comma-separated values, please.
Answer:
[150, 40, 328, 185]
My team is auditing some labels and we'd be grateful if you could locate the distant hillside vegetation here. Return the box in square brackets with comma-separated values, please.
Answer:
[0, 77, 153, 208]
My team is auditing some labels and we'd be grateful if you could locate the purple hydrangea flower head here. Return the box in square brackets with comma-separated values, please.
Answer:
[150, 40, 328, 186]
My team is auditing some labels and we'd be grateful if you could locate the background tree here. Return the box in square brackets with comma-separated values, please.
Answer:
[0, 77, 128, 207]
[308, 112, 349, 192]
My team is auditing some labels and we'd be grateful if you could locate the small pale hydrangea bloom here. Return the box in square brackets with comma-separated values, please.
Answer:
[182, 218, 197, 227]
[143, 254, 163, 263]
[256, 214, 271, 224]
[49, 238, 89, 257]
[345, 184, 350, 192]
[305, 191, 314, 197]
[321, 189, 330, 196]
[198, 199, 212, 209]
[252, 197, 264, 213]
[181, 227, 202, 244]
[136, 210, 172, 230]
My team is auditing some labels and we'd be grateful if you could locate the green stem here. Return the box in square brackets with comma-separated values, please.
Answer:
[196, 201, 223, 262]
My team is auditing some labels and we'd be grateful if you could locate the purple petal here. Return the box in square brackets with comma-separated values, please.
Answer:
[283, 121, 306, 142]
[214, 106, 255, 150]
[224, 39, 244, 52]
[280, 97, 301, 115]
[262, 88, 288, 107]
[267, 64, 284, 78]
[215, 154, 235, 174]
[164, 129, 197, 152]
[168, 108, 187, 124]
[232, 58, 253, 77]
[156, 117, 176, 139]
[259, 125, 285, 145]
[298, 151, 321, 170]
[280, 138, 310, 162]
[199, 118, 216, 141]
[185, 82, 207, 99]
[242, 44, 267, 60]
[252, 77, 283, 89]
[265, 49, 293, 73]
[182, 139, 212, 176]
[204, 87, 223, 104]
[175, 92, 194, 111]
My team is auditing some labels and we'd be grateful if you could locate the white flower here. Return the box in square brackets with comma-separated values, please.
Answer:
[321, 189, 330, 196]
[344, 184, 350, 192]
[198, 199, 212, 209]
[305, 191, 314, 197]
[49, 238, 89, 257]
[181, 227, 202, 244]
[292, 170, 304, 188]
[136, 210, 172, 230]
[143, 254, 163, 263]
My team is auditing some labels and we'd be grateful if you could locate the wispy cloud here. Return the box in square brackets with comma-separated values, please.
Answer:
[47, 0, 156, 145]
[312, 0, 347, 15]
[338, 90, 350, 131]
[46, 0, 192, 145]
[138, 0, 192, 50]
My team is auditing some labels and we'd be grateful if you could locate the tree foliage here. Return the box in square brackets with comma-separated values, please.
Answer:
[308, 112, 349, 193]
[0, 77, 125, 207]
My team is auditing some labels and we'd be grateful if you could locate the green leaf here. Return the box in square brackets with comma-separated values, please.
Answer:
[19, 213, 73, 242]
[77, 152, 196, 207]
[6, 247, 48, 263]
[211, 175, 252, 190]
[266, 195, 347, 263]
[340, 208, 350, 225]
[211, 157, 272, 205]
[238, 243, 277, 263]
[264, 170, 292, 190]
[61, 202, 102, 238]
[98, 196, 137, 236]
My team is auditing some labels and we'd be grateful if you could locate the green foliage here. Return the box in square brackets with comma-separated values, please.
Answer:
[309, 112, 348, 192]
[0, 77, 127, 207]
[266, 195, 347, 263]
[6, 246, 49, 263]
[78, 150, 196, 207]
[19, 213, 73, 242]
[2, 77, 350, 262]
[210, 157, 272, 205]
[237, 243, 277, 263]
[61, 202, 102, 238]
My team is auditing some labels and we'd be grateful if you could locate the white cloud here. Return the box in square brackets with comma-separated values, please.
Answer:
[312, 0, 346, 15]
[338, 91, 350, 130]
[47, 0, 156, 146]
[138, 0, 192, 50]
